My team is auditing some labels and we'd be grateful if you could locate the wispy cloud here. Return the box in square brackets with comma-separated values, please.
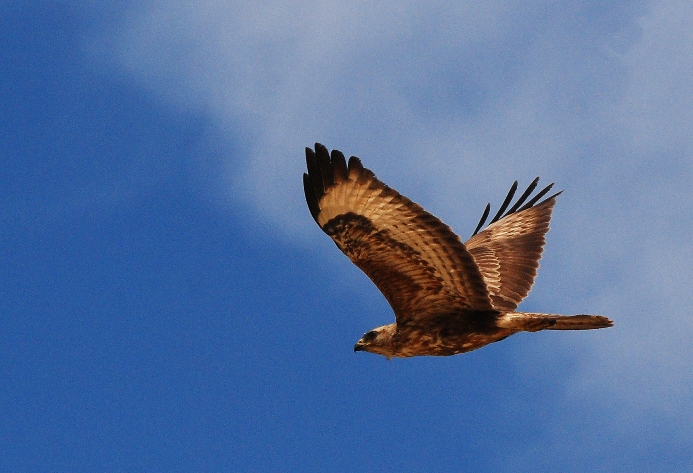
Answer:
[110, 1, 653, 231]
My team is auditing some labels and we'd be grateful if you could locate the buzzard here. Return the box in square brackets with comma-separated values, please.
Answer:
[303, 143, 612, 358]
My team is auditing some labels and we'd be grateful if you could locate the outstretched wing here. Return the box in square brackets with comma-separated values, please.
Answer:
[303, 143, 494, 326]
[464, 179, 561, 311]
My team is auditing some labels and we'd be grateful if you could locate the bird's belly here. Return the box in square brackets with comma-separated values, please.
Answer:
[393, 327, 517, 357]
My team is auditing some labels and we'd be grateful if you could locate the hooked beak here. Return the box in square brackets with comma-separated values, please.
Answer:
[354, 341, 365, 352]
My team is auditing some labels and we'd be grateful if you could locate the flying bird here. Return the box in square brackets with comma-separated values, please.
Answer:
[303, 143, 612, 359]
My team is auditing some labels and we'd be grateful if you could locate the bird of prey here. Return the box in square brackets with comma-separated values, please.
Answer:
[303, 143, 612, 359]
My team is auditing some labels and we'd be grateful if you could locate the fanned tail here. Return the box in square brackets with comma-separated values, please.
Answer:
[497, 312, 613, 332]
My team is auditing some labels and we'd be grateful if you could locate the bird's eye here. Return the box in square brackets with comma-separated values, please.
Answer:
[363, 331, 377, 342]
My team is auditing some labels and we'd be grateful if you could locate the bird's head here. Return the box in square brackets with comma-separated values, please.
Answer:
[353, 324, 396, 357]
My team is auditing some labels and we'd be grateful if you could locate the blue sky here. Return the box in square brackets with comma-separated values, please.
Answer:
[2, 1, 692, 471]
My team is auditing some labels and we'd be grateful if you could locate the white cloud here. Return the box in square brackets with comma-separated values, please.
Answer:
[112, 1, 624, 233]
[616, 0, 693, 155]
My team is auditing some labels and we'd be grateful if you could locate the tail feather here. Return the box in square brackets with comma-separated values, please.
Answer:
[498, 312, 613, 332]
[546, 314, 613, 330]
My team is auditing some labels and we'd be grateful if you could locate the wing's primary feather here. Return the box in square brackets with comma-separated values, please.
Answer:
[303, 173, 320, 223]
[472, 203, 491, 236]
[304, 143, 494, 326]
[490, 180, 518, 224]
[506, 177, 539, 216]
[331, 149, 348, 183]
[519, 182, 556, 212]
[465, 179, 562, 311]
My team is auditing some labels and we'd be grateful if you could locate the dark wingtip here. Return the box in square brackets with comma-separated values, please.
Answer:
[490, 180, 518, 224]
[331, 149, 348, 183]
[474, 177, 563, 234]
[304, 143, 355, 223]
[303, 173, 320, 222]
[544, 189, 563, 201]
[315, 143, 333, 189]
[506, 176, 539, 215]
[305, 145, 324, 201]
[348, 156, 363, 173]
[518, 182, 555, 212]
[472, 203, 491, 236]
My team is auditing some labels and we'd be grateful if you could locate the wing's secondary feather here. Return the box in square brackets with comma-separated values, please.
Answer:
[304, 144, 494, 325]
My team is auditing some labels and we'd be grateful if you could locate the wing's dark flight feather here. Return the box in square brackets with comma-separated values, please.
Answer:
[303, 173, 320, 222]
[518, 186, 560, 212]
[347, 156, 364, 173]
[305, 147, 325, 200]
[491, 181, 518, 224]
[472, 203, 491, 236]
[506, 177, 540, 215]
[473, 178, 560, 235]
[315, 143, 334, 189]
[331, 150, 348, 183]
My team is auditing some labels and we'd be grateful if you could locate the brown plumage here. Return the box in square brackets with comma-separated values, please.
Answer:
[303, 143, 612, 359]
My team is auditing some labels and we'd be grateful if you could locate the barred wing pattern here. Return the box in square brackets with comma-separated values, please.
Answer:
[303, 143, 494, 326]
